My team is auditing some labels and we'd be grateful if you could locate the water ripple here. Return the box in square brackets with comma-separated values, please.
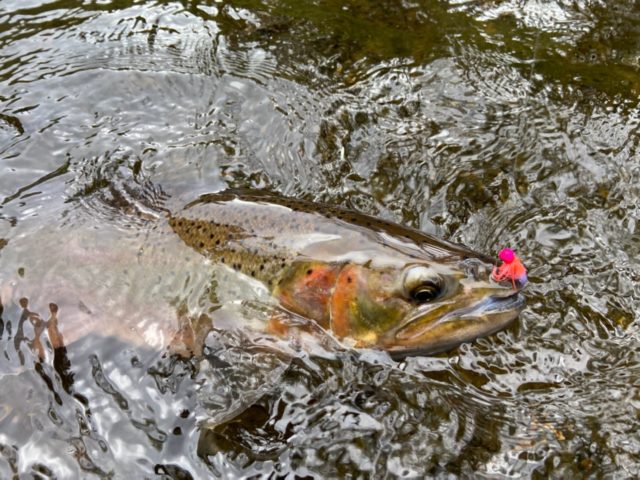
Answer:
[0, 0, 639, 478]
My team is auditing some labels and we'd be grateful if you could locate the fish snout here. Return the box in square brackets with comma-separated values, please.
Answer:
[460, 257, 528, 295]
[460, 258, 494, 283]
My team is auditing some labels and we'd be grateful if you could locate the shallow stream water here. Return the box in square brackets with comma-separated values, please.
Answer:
[1, 1, 639, 478]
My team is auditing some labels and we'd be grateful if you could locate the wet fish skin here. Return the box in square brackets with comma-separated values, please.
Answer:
[168, 190, 524, 357]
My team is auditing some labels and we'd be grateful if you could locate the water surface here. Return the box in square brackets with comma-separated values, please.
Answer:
[1, 0, 639, 478]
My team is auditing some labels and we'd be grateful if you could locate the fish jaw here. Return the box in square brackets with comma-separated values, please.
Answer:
[381, 291, 524, 358]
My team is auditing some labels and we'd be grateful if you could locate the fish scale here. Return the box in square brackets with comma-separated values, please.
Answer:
[168, 213, 294, 285]
[166, 190, 488, 277]
[167, 194, 401, 288]
[166, 195, 347, 286]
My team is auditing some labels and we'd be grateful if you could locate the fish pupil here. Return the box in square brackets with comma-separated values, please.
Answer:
[411, 283, 439, 303]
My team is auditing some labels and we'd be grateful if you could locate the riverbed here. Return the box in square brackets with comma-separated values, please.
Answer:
[1, 1, 639, 478]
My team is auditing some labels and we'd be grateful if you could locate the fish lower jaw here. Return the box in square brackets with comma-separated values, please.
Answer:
[379, 293, 524, 357]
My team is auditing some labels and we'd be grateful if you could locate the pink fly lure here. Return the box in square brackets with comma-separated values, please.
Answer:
[491, 248, 527, 289]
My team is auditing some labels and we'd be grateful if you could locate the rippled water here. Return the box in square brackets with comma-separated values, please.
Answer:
[1, 1, 639, 478]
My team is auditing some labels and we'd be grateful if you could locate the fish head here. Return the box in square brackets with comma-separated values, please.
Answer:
[323, 254, 525, 357]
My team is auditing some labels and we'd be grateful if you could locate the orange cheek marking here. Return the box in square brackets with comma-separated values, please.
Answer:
[302, 267, 332, 287]
[276, 264, 339, 328]
[330, 265, 359, 338]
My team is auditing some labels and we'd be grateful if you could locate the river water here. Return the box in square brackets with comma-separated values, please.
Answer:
[0, 1, 639, 478]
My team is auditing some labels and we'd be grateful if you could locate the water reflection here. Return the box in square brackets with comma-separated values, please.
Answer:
[1, 0, 639, 478]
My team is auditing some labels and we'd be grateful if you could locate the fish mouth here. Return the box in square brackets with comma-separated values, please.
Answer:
[385, 292, 525, 359]
[458, 292, 525, 317]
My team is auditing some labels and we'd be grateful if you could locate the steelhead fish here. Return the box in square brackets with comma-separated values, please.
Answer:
[1, 190, 525, 359]
[166, 190, 525, 357]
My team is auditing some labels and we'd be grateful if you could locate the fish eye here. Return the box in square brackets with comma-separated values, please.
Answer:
[410, 282, 440, 303]
[403, 266, 442, 303]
